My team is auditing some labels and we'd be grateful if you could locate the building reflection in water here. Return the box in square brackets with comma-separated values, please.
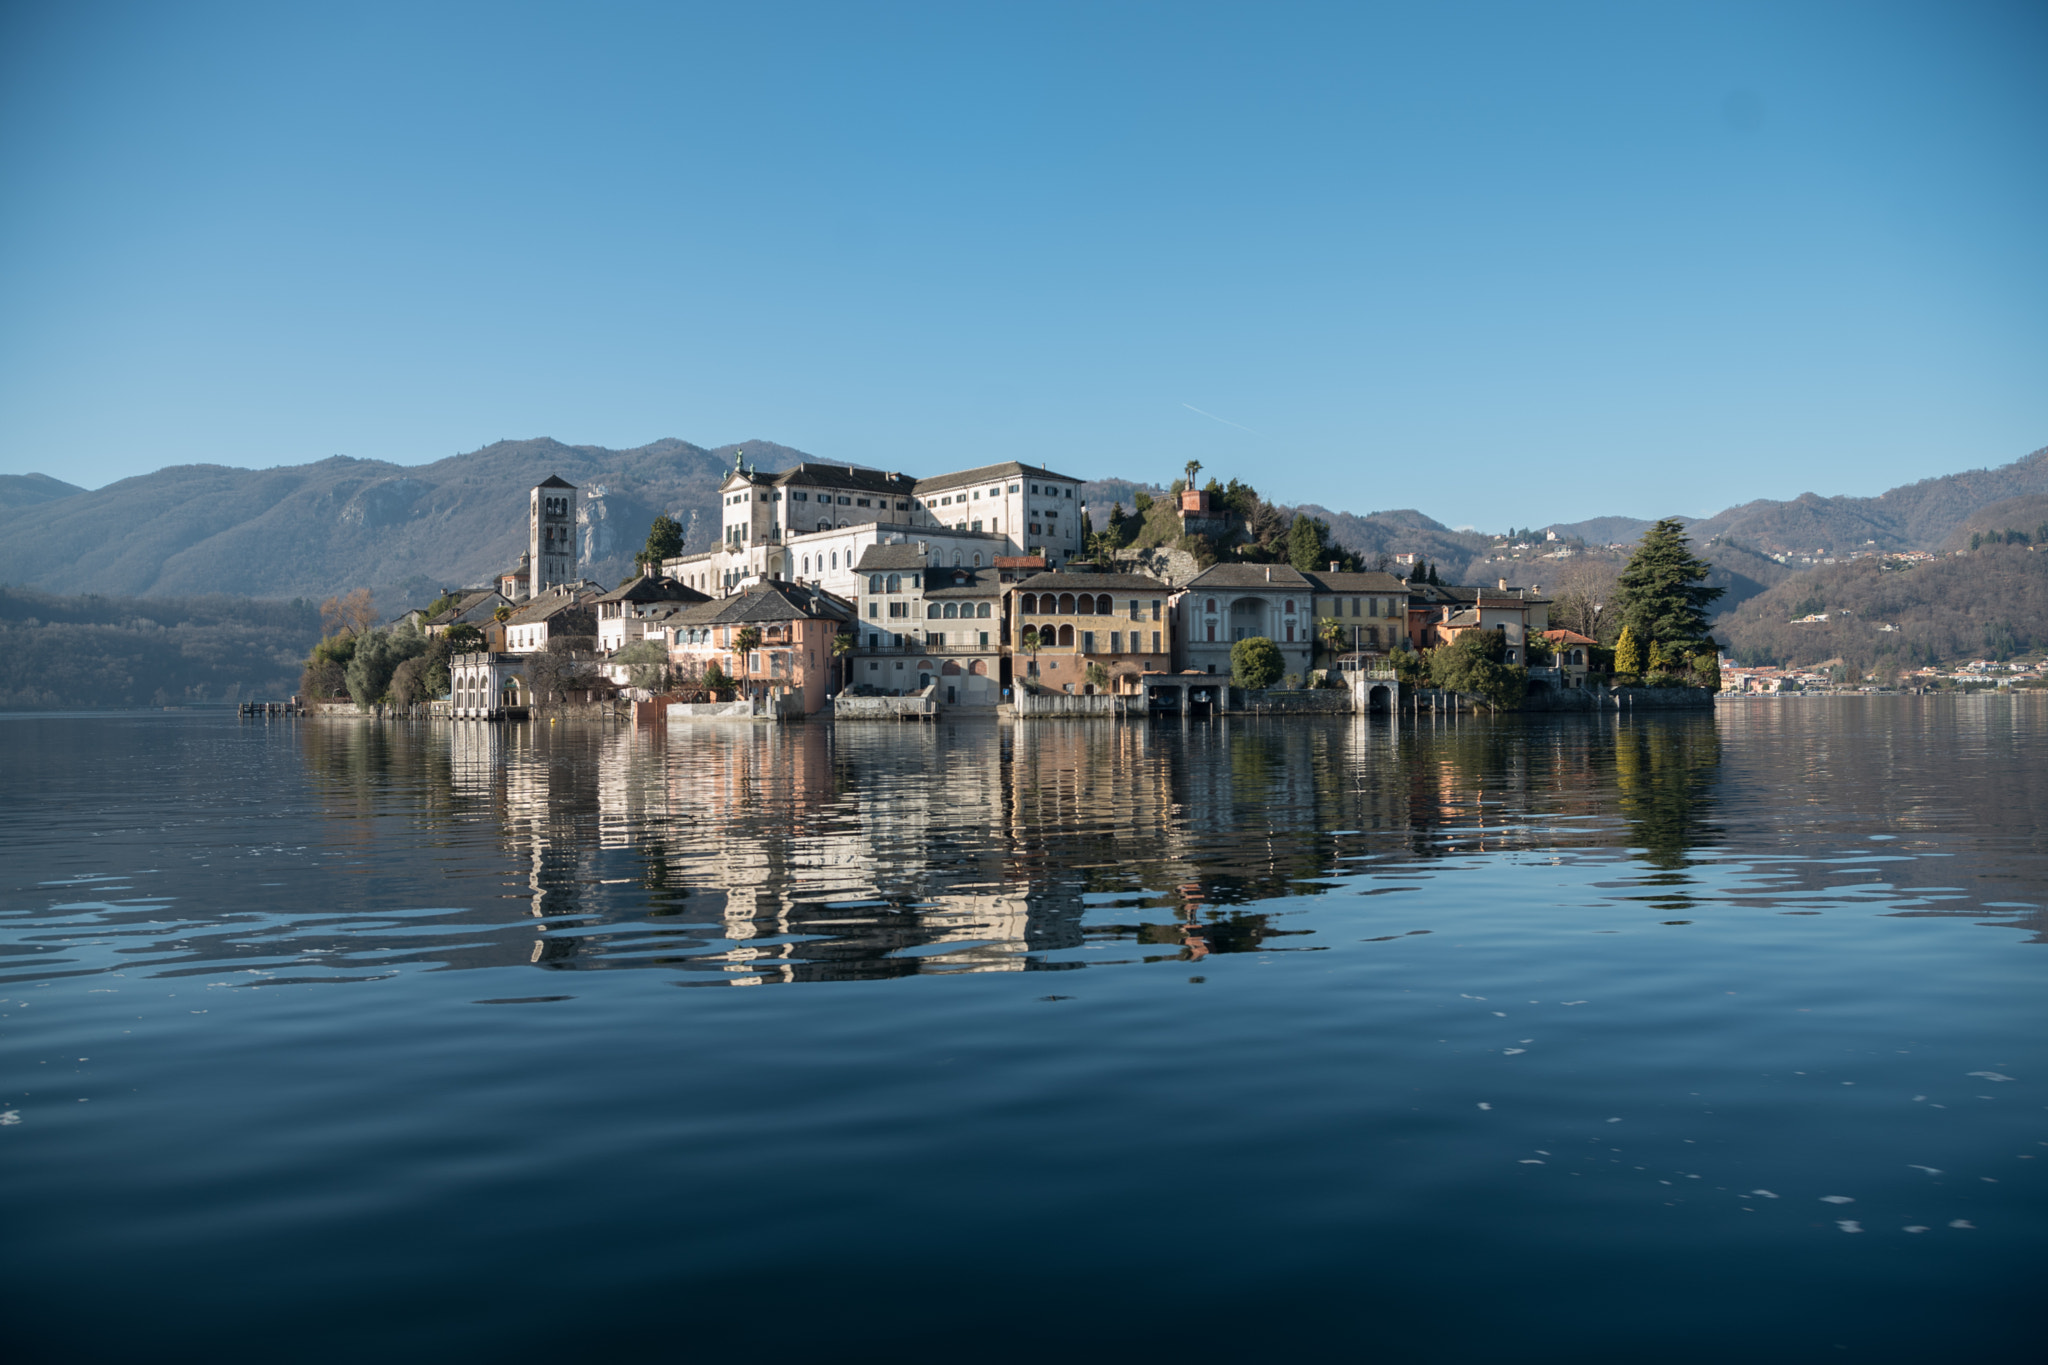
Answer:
[281, 703, 2045, 984]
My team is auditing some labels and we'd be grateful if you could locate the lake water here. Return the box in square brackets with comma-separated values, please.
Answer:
[3, 700, 2044, 1361]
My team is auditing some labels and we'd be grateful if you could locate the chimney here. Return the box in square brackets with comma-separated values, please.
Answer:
[1329, 560, 1339, 572]
[1264, 565, 1272, 582]
[1498, 578, 1508, 591]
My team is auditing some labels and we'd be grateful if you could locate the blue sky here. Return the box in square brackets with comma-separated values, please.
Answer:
[1, 1, 2042, 529]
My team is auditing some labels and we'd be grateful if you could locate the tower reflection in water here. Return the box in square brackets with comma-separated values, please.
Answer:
[288, 711, 1738, 986]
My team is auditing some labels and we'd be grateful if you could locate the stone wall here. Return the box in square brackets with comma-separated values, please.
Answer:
[1232, 688, 1353, 715]
[1519, 683, 1713, 712]
[1014, 690, 1134, 718]
[834, 695, 936, 720]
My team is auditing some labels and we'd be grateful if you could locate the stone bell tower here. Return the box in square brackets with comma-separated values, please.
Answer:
[530, 474, 579, 599]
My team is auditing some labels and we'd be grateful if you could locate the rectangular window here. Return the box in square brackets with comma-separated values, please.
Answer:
[868, 660, 878, 671]
[1128, 600, 1139, 620]
[1030, 484, 1039, 494]
[856, 498, 870, 507]
[928, 632, 943, 647]
[1369, 597, 1379, 617]
[1151, 600, 1161, 621]
[1007, 484, 1019, 493]
[972, 520, 982, 532]
[1152, 631, 1161, 654]
[1082, 631, 1095, 654]
[1110, 631, 1122, 653]
[888, 602, 907, 618]
[895, 501, 909, 510]
[971, 490, 980, 499]
[867, 603, 878, 618]
[793, 491, 807, 501]
[978, 631, 989, 649]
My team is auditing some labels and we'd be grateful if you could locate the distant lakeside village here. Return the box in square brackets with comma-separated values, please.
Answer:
[291, 451, 1962, 725]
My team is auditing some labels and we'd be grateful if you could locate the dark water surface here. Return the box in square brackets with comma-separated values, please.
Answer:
[3, 700, 2044, 1361]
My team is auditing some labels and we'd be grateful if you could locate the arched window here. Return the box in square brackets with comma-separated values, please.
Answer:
[1058, 593, 1075, 614]
[1020, 593, 1037, 614]
[1058, 624, 1075, 647]
[971, 552, 982, 567]
[976, 602, 991, 619]
[1284, 599, 1296, 614]
[801, 556, 810, 575]
[1206, 598, 1217, 613]
[886, 574, 900, 593]
[817, 521, 829, 532]
[952, 551, 962, 566]
[1076, 594, 1092, 615]
[830, 551, 838, 570]
[927, 604, 941, 619]
[1096, 594, 1112, 615]
[943, 603, 959, 619]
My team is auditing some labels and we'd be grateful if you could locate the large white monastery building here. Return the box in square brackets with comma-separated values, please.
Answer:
[661, 455, 1086, 600]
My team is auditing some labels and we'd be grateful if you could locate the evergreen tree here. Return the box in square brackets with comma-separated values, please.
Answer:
[636, 515, 685, 571]
[1614, 624, 1645, 677]
[1427, 564, 1441, 586]
[1613, 518, 1723, 651]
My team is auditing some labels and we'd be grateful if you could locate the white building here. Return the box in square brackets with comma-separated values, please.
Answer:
[660, 456, 1086, 601]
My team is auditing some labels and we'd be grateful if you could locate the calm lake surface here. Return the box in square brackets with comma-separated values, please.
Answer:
[3, 699, 2044, 1361]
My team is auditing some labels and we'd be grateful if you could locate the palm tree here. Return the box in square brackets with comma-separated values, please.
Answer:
[1184, 460, 1202, 494]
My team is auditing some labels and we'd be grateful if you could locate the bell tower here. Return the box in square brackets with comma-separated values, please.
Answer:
[530, 474, 579, 598]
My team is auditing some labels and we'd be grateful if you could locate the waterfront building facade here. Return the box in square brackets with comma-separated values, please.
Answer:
[1299, 569, 1410, 662]
[1173, 563, 1317, 678]
[1007, 568, 1174, 695]
[659, 458, 1087, 600]
[664, 580, 855, 715]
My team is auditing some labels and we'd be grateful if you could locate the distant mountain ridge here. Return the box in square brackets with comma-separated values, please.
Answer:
[0, 472, 86, 512]
[1, 438, 2040, 607]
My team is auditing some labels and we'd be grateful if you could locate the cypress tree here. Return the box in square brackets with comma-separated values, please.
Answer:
[1615, 625, 1645, 677]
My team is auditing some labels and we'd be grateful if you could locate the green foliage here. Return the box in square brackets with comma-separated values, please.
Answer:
[1425, 630, 1527, 710]
[1286, 514, 1358, 572]
[1018, 625, 1041, 652]
[342, 628, 428, 708]
[442, 622, 484, 653]
[636, 515, 685, 570]
[422, 590, 464, 620]
[701, 661, 736, 693]
[1230, 636, 1284, 689]
[1613, 518, 1723, 653]
[733, 626, 763, 655]
[1613, 624, 1645, 677]
[1690, 650, 1720, 691]
[1084, 662, 1111, 691]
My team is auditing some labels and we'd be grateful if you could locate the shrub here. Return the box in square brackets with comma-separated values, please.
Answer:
[1230, 636, 1283, 689]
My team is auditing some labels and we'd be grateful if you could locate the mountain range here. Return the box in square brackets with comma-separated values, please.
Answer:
[2, 439, 2043, 611]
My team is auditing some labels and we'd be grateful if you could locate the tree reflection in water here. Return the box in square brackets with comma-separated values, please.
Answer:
[26, 702, 2039, 991]
[271, 713, 1738, 986]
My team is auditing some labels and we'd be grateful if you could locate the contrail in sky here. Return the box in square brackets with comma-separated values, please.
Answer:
[1181, 403, 1267, 438]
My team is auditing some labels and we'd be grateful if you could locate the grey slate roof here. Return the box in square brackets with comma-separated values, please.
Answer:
[922, 568, 1001, 598]
[1182, 563, 1313, 591]
[537, 474, 576, 489]
[912, 461, 1083, 495]
[851, 544, 930, 573]
[706, 581, 856, 625]
[594, 574, 710, 606]
[1300, 570, 1408, 594]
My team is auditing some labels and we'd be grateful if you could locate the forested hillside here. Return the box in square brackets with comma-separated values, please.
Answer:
[0, 587, 320, 708]
[1716, 545, 2046, 670]
[0, 437, 815, 603]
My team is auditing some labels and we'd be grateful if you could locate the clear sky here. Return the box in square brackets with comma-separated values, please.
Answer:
[2, 1, 2043, 529]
